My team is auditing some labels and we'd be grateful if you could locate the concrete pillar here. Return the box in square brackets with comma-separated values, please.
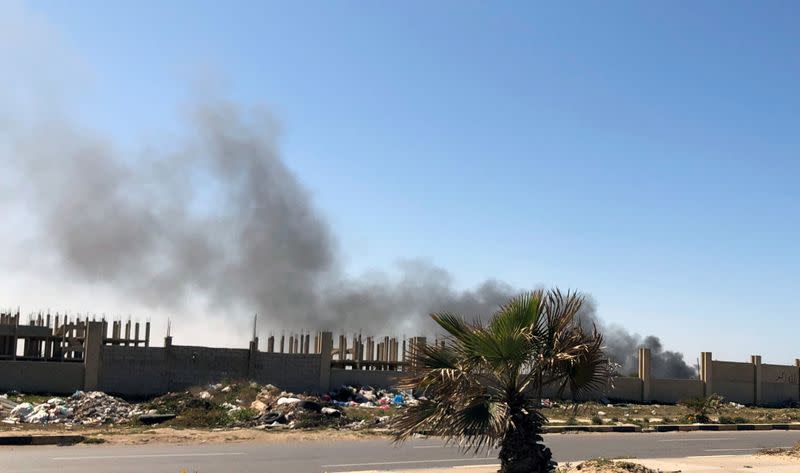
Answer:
[752, 355, 762, 406]
[164, 335, 173, 348]
[638, 347, 651, 402]
[144, 321, 150, 347]
[84, 321, 104, 391]
[279, 335, 285, 353]
[304, 334, 310, 354]
[409, 337, 427, 370]
[701, 352, 713, 397]
[338, 335, 346, 361]
[319, 331, 333, 392]
[795, 359, 800, 402]
[248, 337, 259, 379]
[267, 336, 275, 353]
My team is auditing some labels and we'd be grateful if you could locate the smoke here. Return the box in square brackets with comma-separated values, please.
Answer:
[2, 99, 513, 335]
[578, 299, 696, 379]
[0, 1, 695, 377]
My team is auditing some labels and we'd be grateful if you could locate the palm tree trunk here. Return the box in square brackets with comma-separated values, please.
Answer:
[497, 409, 554, 473]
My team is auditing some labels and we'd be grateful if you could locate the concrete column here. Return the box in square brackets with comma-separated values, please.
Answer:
[638, 347, 651, 402]
[248, 337, 259, 379]
[267, 336, 275, 353]
[338, 335, 346, 361]
[83, 321, 104, 391]
[319, 331, 333, 392]
[701, 352, 713, 396]
[752, 355, 762, 405]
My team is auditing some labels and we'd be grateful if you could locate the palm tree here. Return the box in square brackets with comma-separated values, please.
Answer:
[394, 289, 610, 473]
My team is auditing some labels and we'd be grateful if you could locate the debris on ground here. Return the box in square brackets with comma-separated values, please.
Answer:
[759, 441, 800, 458]
[4, 391, 137, 425]
[555, 458, 670, 473]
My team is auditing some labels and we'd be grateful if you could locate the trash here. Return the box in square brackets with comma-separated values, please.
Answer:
[10, 403, 33, 419]
[277, 397, 302, 406]
[250, 400, 268, 413]
[138, 413, 176, 425]
[5, 392, 135, 425]
[297, 400, 322, 412]
[321, 407, 341, 417]
[199, 391, 212, 400]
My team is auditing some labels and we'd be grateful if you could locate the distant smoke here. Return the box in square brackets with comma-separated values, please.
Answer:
[2, 99, 514, 335]
[1, 99, 695, 377]
[0, 2, 694, 377]
[578, 299, 696, 379]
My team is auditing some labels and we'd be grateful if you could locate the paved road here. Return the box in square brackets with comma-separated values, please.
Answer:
[1, 431, 799, 473]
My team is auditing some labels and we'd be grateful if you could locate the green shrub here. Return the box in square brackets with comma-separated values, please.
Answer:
[591, 415, 603, 425]
[228, 407, 258, 425]
[566, 416, 578, 425]
[719, 416, 751, 424]
[680, 393, 723, 423]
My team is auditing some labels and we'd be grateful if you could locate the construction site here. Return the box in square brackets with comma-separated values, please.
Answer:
[0, 309, 799, 407]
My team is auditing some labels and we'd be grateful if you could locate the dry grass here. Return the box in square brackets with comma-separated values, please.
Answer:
[541, 401, 800, 426]
[758, 441, 800, 458]
[555, 458, 676, 473]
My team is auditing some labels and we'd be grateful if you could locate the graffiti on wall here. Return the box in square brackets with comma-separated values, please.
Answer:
[774, 371, 798, 384]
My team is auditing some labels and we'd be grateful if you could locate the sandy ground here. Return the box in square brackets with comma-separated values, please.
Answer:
[0, 425, 391, 445]
[94, 427, 389, 445]
[342, 455, 800, 473]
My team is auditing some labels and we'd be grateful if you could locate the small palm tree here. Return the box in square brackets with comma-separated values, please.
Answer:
[394, 289, 610, 473]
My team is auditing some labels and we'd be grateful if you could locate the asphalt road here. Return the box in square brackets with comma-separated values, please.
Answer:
[1, 431, 799, 473]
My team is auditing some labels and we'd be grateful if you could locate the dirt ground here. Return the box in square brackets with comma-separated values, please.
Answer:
[0, 425, 391, 445]
[540, 401, 800, 426]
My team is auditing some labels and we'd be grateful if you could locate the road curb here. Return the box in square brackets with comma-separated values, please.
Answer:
[545, 422, 800, 433]
[0, 435, 85, 446]
[653, 423, 800, 432]
[544, 424, 640, 433]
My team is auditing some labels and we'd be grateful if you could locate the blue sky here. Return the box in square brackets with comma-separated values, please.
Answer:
[10, 1, 800, 361]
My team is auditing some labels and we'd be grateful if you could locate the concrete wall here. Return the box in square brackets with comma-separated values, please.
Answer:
[761, 363, 799, 405]
[253, 352, 321, 393]
[651, 378, 704, 404]
[712, 361, 754, 404]
[99, 346, 168, 397]
[330, 368, 405, 390]
[167, 346, 250, 391]
[98, 346, 323, 396]
[5, 323, 800, 407]
[0, 361, 84, 394]
[608, 377, 643, 401]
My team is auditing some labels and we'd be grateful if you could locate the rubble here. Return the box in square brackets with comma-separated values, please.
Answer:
[1, 381, 416, 430]
[4, 391, 137, 425]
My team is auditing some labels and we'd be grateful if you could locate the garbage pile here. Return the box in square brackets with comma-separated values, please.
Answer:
[326, 385, 417, 409]
[243, 384, 415, 430]
[1, 382, 417, 430]
[4, 391, 139, 425]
